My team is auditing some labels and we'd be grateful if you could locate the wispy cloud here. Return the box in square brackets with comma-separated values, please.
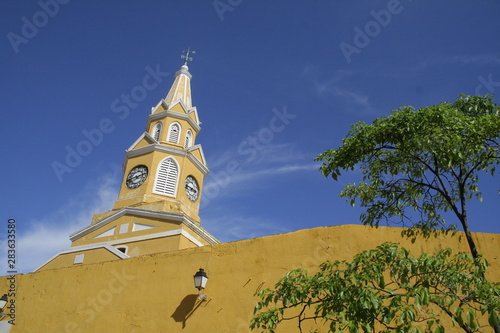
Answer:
[450, 54, 500, 66]
[1, 173, 120, 273]
[206, 163, 317, 191]
[203, 143, 317, 202]
[2, 142, 315, 273]
[414, 53, 500, 71]
[331, 87, 371, 108]
[302, 65, 373, 113]
[207, 143, 305, 170]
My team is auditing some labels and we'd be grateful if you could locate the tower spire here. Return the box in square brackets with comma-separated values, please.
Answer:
[164, 49, 196, 109]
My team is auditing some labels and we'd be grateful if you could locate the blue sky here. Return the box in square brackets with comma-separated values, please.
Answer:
[1, 0, 499, 273]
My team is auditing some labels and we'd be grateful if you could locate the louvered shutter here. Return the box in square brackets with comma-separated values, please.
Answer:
[184, 130, 192, 148]
[153, 157, 178, 196]
[168, 123, 180, 143]
[153, 123, 162, 141]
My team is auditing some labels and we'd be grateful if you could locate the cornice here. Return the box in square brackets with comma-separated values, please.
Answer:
[125, 143, 209, 175]
[33, 243, 129, 272]
[69, 207, 219, 245]
[69, 207, 184, 241]
[182, 215, 220, 245]
[147, 109, 201, 132]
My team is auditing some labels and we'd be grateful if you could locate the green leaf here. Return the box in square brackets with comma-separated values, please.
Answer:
[316, 95, 500, 247]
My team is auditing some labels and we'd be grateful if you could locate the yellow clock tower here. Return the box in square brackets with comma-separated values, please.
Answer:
[36, 52, 219, 271]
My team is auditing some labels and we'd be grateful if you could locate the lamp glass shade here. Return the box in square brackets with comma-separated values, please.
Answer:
[193, 268, 208, 290]
[0, 294, 7, 309]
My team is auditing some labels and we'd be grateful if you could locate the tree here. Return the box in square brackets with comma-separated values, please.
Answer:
[250, 243, 500, 333]
[315, 95, 500, 260]
[251, 95, 500, 332]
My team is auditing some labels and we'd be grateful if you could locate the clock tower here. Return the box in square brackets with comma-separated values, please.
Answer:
[36, 52, 220, 271]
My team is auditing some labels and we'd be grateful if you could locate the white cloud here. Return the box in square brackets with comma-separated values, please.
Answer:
[450, 54, 500, 66]
[302, 65, 373, 112]
[414, 53, 500, 71]
[331, 87, 371, 108]
[202, 143, 317, 204]
[208, 143, 309, 170]
[1, 173, 120, 273]
[207, 163, 316, 190]
[1, 143, 314, 273]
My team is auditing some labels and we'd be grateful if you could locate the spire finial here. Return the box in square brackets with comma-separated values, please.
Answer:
[181, 48, 196, 65]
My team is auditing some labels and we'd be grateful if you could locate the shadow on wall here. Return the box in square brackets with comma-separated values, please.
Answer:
[171, 294, 203, 328]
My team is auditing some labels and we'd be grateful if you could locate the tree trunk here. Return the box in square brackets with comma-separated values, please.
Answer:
[459, 206, 500, 333]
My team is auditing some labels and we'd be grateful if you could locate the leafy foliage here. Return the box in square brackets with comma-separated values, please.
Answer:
[315, 95, 500, 254]
[250, 243, 500, 333]
[251, 96, 500, 333]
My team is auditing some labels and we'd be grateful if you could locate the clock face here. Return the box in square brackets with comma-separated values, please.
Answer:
[126, 165, 148, 189]
[185, 176, 199, 202]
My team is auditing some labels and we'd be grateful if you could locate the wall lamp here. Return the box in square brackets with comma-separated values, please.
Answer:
[193, 268, 208, 301]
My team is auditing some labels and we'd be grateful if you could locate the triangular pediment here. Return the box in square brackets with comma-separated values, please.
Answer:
[151, 99, 200, 124]
[151, 99, 169, 114]
[70, 208, 184, 243]
[69, 207, 219, 246]
[187, 144, 207, 166]
[187, 106, 200, 124]
[127, 132, 156, 151]
[168, 99, 189, 115]
[34, 243, 129, 272]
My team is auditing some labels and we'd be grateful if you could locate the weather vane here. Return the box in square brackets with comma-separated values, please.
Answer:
[181, 48, 196, 65]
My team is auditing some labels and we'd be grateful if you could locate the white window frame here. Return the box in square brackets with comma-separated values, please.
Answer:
[153, 122, 162, 141]
[167, 122, 181, 144]
[152, 156, 180, 197]
[184, 129, 193, 148]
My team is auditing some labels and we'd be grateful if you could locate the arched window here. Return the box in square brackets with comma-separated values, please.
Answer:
[168, 122, 181, 144]
[184, 130, 193, 148]
[153, 157, 179, 197]
[153, 122, 162, 141]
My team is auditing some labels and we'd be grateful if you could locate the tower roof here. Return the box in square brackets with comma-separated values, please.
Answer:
[164, 49, 195, 109]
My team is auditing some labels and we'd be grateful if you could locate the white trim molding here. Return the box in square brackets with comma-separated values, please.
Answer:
[33, 243, 129, 272]
[127, 132, 155, 152]
[151, 99, 169, 115]
[147, 108, 201, 132]
[125, 143, 209, 175]
[69, 207, 220, 245]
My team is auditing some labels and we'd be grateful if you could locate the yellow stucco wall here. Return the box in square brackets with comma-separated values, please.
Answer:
[1, 225, 498, 332]
[119, 233, 186, 256]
